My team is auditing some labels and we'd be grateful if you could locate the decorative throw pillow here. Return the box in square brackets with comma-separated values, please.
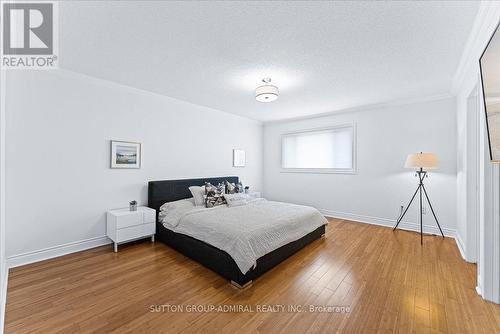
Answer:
[224, 193, 250, 207]
[225, 180, 237, 194]
[205, 182, 226, 208]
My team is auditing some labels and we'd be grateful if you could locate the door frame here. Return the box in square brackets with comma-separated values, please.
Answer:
[466, 83, 481, 264]
[477, 75, 500, 303]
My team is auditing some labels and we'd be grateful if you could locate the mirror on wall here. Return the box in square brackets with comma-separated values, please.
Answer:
[480, 23, 500, 163]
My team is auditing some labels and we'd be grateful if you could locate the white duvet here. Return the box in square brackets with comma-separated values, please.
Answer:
[160, 198, 328, 274]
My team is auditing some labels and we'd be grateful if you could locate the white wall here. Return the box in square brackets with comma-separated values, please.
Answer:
[4, 70, 262, 264]
[0, 68, 7, 333]
[263, 97, 457, 235]
[453, 2, 500, 303]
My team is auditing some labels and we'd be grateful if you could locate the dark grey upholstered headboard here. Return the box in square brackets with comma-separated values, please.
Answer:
[148, 176, 239, 213]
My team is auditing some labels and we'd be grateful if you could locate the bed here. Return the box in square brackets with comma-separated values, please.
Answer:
[148, 176, 327, 288]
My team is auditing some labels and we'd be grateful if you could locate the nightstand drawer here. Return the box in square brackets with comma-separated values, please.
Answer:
[116, 223, 155, 243]
[144, 222, 155, 235]
[143, 211, 156, 224]
[116, 212, 143, 229]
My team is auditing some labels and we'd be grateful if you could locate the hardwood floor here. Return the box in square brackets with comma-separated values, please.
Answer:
[5, 218, 500, 333]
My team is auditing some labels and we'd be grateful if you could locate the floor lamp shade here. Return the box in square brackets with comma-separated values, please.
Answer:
[404, 152, 438, 169]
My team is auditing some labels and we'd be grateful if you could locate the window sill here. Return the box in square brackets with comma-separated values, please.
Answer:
[280, 168, 357, 175]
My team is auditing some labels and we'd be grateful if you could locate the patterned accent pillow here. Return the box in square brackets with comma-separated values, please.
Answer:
[225, 180, 237, 194]
[226, 180, 245, 193]
[205, 182, 227, 208]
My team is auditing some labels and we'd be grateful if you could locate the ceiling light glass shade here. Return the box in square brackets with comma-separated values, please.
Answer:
[404, 152, 438, 169]
[255, 84, 279, 102]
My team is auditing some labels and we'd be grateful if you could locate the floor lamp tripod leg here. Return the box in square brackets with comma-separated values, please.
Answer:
[419, 183, 423, 245]
[393, 185, 420, 231]
[422, 184, 445, 238]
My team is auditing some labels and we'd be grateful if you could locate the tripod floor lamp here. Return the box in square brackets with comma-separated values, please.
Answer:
[393, 152, 445, 244]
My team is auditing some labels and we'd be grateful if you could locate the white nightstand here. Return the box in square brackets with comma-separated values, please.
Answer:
[247, 191, 261, 199]
[106, 206, 156, 252]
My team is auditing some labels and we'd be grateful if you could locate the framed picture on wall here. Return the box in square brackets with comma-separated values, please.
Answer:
[233, 149, 246, 167]
[110, 140, 141, 169]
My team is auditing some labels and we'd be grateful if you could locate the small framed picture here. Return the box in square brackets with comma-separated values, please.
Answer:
[110, 141, 141, 169]
[233, 149, 246, 167]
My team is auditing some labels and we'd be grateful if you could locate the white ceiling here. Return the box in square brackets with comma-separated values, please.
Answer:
[59, 1, 480, 121]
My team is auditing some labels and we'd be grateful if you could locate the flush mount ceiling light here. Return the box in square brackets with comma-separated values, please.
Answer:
[255, 78, 279, 102]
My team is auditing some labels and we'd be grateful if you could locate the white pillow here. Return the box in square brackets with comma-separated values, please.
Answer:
[224, 193, 250, 207]
[189, 186, 206, 206]
[159, 198, 195, 212]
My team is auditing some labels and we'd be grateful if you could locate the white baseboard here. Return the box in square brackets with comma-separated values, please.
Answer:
[454, 232, 471, 262]
[0, 263, 8, 334]
[476, 285, 482, 296]
[7, 236, 111, 269]
[320, 209, 456, 237]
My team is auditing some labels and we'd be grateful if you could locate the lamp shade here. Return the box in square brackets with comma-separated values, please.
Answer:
[255, 84, 279, 102]
[404, 152, 438, 169]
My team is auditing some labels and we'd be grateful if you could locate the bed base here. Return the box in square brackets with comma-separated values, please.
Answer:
[155, 222, 325, 287]
[148, 177, 326, 288]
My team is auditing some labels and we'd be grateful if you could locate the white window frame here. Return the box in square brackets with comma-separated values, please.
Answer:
[280, 123, 357, 174]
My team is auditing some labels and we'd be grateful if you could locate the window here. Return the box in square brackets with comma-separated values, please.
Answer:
[281, 125, 356, 173]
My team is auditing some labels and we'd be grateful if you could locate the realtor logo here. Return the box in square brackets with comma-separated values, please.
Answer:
[1, 1, 58, 69]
